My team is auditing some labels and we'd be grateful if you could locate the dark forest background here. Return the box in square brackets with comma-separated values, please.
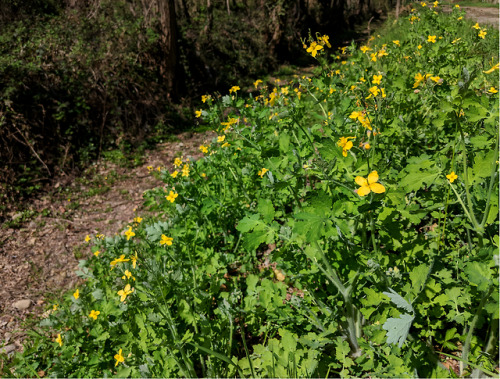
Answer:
[0, 0, 393, 201]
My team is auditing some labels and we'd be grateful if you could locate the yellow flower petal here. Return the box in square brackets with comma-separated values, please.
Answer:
[357, 185, 371, 197]
[367, 171, 379, 185]
[369, 182, 386, 194]
[355, 176, 368, 187]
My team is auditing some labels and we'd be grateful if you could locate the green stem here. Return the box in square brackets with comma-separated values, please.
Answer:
[460, 285, 494, 376]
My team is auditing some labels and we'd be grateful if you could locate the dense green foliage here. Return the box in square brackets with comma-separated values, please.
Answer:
[0, 0, 382, 205]
[2, 4, 499, 378]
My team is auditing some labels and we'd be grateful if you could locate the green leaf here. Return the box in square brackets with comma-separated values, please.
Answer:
[409, 264, 429, 295]
[464, 261, 492, 292]
[383, 288, 414, 313]
[383, 313, 415, 348]
[257, 198, 275, 223]
[237, 214, 264, 233]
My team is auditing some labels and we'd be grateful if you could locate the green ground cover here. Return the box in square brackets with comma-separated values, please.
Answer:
[2, 3, 498, 378]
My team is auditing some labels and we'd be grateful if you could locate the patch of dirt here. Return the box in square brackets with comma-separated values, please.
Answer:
[0, 130, 215, 351]
[443, 5, 499, 28]
[463, 6, 499, 28]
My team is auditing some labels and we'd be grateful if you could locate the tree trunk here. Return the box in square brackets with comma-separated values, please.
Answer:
[141, 0, 181, 98]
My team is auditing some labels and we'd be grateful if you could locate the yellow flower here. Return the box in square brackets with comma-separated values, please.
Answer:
[88, 310, 100, 320]
[201, 94, 211, 103]
[393, 40, 400, 46]
[131, 251, 138, 269]
[201, 173, 207, 178]
[195, 110, 202, 118]
[372, 74, 382, 85]
[364, 143, 371, 150]
[221, 142, 230, 148]
[360, 45, 371, 53]
[134, 217, 143, 224]
[427, 35, 436, 43]
[160, 235, 173, 246]
[451, 38, 461, 44]
[433, 1, 438, 7]
[430, 76, 442, 83]
[258, 168, 268, 178]
[173, 157, 183, 167]
[417, 44, 422, 49]
[171, 170, 179, 178]
[366, 86, 380, 99]
[446, 171, 458, 183]
[94, 250, 100, 257]
[73, 289, 79, 300]
[337, 136, 355, 157]
[110, 254, 130, 267]
[421, 1, 426, 6]
[254, 79, 263, 88]
[217, 135, 225, 143]
[472, 22, 481, 30]
[370, 52, 377, 62]
[122, 270, 135, 281]
[413, 72, 431, 88]
[319, 35, 332, 48]
[488, 87, 498, 93]
[114, 349, 125, 366]
[199, 145, 208, 154]
[229, 86, 240, 94]
[455, 4, 460, 7]
[478, 29, 487, 39]
[484, 63, 499, 74]
[56, 334, 63, 347]
[355, 171, 386, 197]
[181, 164, 190, 177]
[117, 284, 134, 302]
[306, 41, 323, 57]
[53, 304, 58, 311]
[124, 227, 135, 241]
[147, 165, 153, 171]
[166, 190, 178, 203]
[85, 235, 91, 243]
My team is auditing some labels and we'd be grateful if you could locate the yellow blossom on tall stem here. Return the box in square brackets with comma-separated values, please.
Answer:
[258, 168, 268, 178]
[73, 289, 79, 300]
[229, 86, 240, 94]
[173, 157, 183, 167]
[110, 254, 130, 267]
[94, 250, 100, 258]
[253, 79, 262, 88]
[306, 41, 323, 57]
[131, 251, 138, 269]
[478, 29, 487, 39]
[124, 227, 135, 241]
[114, 349, 125, 366]
[117, 284, 134, 302]
[427, 35, 437, 43]
[483, 63, 499, 74]
[88, 310, 100, 320]
[355, 171, 386, 196]
[160, 235, 173, 246]
[171, 170, 179, 178]
[488, 87, 498, 93]
[372, 74, 382, 85]
[195, 110, 202, 118]
[56, 334, 63, 347]
[199, 145, 208, 153]
[446, 171, 458, 183]
[166, 191, 178, 203]
[337, 137, 356, 157]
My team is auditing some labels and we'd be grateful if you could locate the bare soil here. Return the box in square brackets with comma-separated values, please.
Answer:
[0, 130, 215, 352]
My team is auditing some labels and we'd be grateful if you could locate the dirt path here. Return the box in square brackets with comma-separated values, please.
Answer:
[463, 6, 499, 28]
[0, 130, 215, 354]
